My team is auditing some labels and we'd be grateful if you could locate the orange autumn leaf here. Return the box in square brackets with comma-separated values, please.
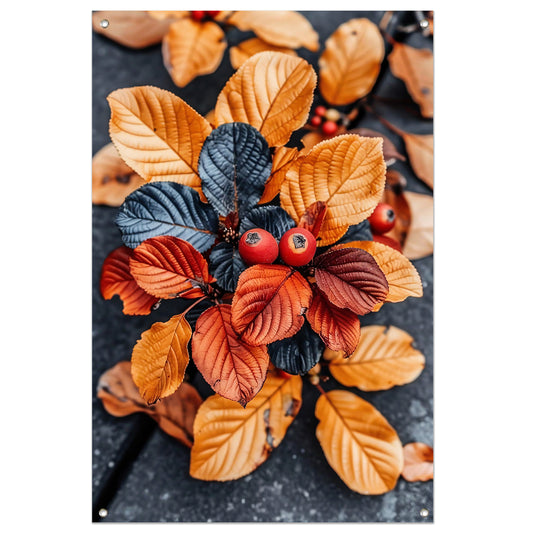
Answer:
[215, 52, 317, 147]
[97, 361, 202, 447]
[231, 264, 312, 346]
[190, 371, 302, 481]
[389, 43, 434, 118]
[319, 18, 385, 106]
[380, 169, 411, 247]
[229, 37, 297, 70]
[402, 442, 434, 482]
[280, 134, 386, 246]
[162, 19, 227, 88]
[131, 313, 192, 404]
[402, 191, 434, 260]
[147, 11, 189, 21]
[298, 201, 327, 238]
[315, 390, 403, 494]
[227, 11, 319, 51]
[323, 325, 425, 391]
[191, 304, 269, 407]
[92, 143, 145, 207]
[107, 86, 212, 194]
[402, 133, 433, 189]
[259, 146, 300, 204]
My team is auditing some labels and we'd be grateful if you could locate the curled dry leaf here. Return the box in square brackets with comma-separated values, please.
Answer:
[131, 313, 192, 404]
[259, 146, 300, 204]
[229, 37, 297, 70]
[92, 11, 174, 48]
[162, 19, 227, 88]
[280, 134, 386, 246]
[97, 361, 202, 448]
[323, 325, 425, 391]
[402, 133, 433, 189]
[107, 86, 212, 194]
[190, 371, 302, 481]
[315, 390, 403, 495]
[388, 43, 434, 118]
[92, 143, 145, 206]
[319, 18, 385, 106]
[215, 51, 317, 147]
[298, 201, 328, 238]
[402, 191, 434, 260]
[402, 442, 434, 482]
[227, 11, 319, 51]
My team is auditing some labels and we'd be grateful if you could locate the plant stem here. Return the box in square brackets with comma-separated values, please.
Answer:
[363, 103, 406, 137]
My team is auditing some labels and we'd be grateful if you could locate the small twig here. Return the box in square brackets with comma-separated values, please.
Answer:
[363, 103, 406, 137]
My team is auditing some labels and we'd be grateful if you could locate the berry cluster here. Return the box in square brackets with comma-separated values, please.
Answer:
[190, 10, 221, 22]
[308, 105, 342, 136]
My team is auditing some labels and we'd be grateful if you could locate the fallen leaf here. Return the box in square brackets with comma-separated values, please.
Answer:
[315, 390, 403, 494]
[259, 146, 300, 204]
[97, 361, 202, 447]
[402, 442, 434, 482]
[402, 191, 434, 260]
[380, 169, 411, 247]
[402, 133, 433, 189]
[298, 201, 327, 238]
[92, 143, 145, 206]
[319, 18, 384, 106]
[131, 313, 192, 404]
[388, 43, 433, 118]
[323, 325, 425, 391]
[191, 304, 269, 406]
[215, 51, 317, 147]
[190, 371, 302, 480]
[227, 11, 319, 51]
[162, 19, 227, 87]
[348, 128, 406, 166]
[229, 37, 297, 70]
[147, 11, 189, 21]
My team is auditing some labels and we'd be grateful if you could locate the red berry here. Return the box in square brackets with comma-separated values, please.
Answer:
[368, 203, 396, 235]
[310, 115, 322, 127]
[279, 228, 317, 267]
[314, 105, 327, 117]
[190, 10, 205, 21]
[206, 10, 221, 17]
[238, 228, 278, 265]
[372, 234, 402, 253]
[321, 120, 338, 136]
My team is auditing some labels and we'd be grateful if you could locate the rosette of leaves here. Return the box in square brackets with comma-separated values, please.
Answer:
[99, 51, 425, 494]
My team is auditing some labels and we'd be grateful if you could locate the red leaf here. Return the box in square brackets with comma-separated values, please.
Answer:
[129, 236, 215, 299]
[191, 304, 269, 406]
[314, 247, 388, 314]
[298, 201, 327, 238]
[100, 246, 159, 315]
[231, 264, 312, 346]
[306, 285, 361, 356]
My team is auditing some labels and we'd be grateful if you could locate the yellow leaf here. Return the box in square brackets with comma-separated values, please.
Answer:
[131, 313, 191, 404]
[319, 18, 384, 106]
[280, 134, 386, 246]
[227, 11, 319, 51]
[402, 191, 434, 260]
[107, 86, 212, 194]
[323, 325, 425, 391]
[162, 19, 227, 88]
[402, 133, 433, 189]
[229, 37, 297, 70]
[259, 146, 300, 204]
[190, 372, 302, 481]
[315, 390, 403, 494]
[214, 51, 317, 147]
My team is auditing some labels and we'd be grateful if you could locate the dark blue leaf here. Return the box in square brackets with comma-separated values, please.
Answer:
[268, 321, 323, 375]
[332, 220, 373, 246]
[208, 242, 247, 293]
[198, 122, 271, 218]
[115, 182, 218, 252]
[240, 205, 296, 241]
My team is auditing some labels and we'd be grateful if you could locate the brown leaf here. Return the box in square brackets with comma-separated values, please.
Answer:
[402, 442, 434, 482]
[97, 361, 202, 447]
[92, 143, 145, 206]
[402, 133, 433, 189]
[298, 201, 328, 238]
[191, 304, 269, 406]
[131, 313, 192, 404]
[227, 11, 319, 51]
[380, 169, 411, 247]
[389, 43, 433, 118]
[190, 371, 302, 480]
[323, 325, 425, 391]
[315, 390, 403, 494]
[348, 128, 406, 166]
[92, 11, 174, 48]
[319, 18, 384, 106]
[215, 51, 317, 147]
[259, 146, 300, 204]
[229, 37, 297, 70]
[107, 86, 212, 194]
[402, 191, 434, 260]
[162, 19, 227, 88]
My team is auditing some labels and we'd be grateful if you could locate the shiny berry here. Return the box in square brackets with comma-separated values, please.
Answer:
[368, 203, 396, 235]
[314, 105, 327, 117]
[191, 11, 205, 21]
[310, 115, 322, 127]
[321, 120, 338, 136]
[324, 108, 341, 122]
[279, 228, 317, 267]
[372, 234, 402, 253]
[238, 228, 278, 265]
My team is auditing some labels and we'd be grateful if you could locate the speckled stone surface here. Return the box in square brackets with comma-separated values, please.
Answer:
[92, 10, 433, 523]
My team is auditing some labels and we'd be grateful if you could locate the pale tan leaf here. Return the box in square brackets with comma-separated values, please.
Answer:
[324, 325, 425, 391]
[259, 146, 300, 204]
[147, 11, 189, 21]
[107, 86, 212, 194]
[190, 372, 302, 480]
[319, 18, 384, 106]
[402, 191, 434, 260]
[214, 51, 317, 147]
[315, 390, 403, 494]
[402, 133, 433, 189]
[229, 37, 297, 70]
[402, 442, 434, 482]
[162, 19, 227, 88]
[92, 143, 145, 206]
[227, 11, 319, 51]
